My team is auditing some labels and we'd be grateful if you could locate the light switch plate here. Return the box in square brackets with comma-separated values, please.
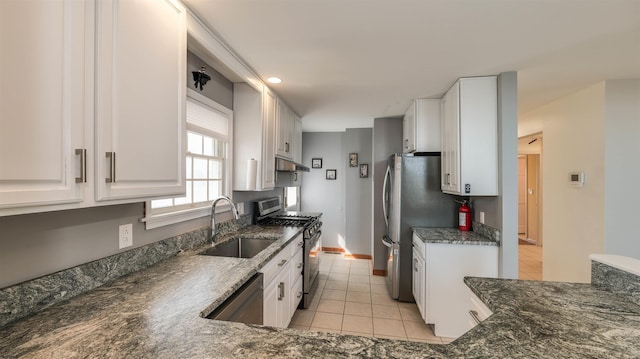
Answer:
[479, 212, 485, 224]
[119, 224, 133, 249]
[236, 202, 245, 215]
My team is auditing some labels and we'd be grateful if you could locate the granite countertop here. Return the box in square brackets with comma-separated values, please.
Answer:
[2, 226, 640, 357]
[413, 227, 499, 246]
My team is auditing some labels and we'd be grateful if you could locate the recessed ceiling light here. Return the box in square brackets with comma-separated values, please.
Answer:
[267, 77, 282, 84]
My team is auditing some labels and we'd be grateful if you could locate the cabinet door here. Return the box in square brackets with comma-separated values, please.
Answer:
[276, 264, 291, 328]
[263, 279, 279, 327]
[412, 247, 425, 321]
[403, 102, 415, 153]
[262, 87, 276, 189]
[95, 0, 186, 201]
[0, 0, 88, 211]
[275, 99, 293, 159]
[293, 115, 302, 164]
[441, 83, 460, 193]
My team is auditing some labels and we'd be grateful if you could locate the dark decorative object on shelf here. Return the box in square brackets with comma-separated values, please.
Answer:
[326, 169, 337, 180]
[360, 164, 369, 178]
[312, 158, 323, 169]
[349, 153, 358, 167]
[192, 66, 211, 91]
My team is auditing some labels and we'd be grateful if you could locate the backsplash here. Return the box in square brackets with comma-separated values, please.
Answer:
[0, 214, 250, 328]
[472, 221, 500, 243]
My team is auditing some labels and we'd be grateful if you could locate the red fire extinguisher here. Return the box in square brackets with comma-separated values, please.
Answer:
[457, 200, 472, 231]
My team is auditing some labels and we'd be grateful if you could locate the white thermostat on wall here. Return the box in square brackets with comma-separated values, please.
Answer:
[568, 172, 585, 187]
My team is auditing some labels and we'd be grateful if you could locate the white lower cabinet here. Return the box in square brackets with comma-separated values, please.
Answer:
[260, 234, 303, 327]
[412, 234, 498, 338]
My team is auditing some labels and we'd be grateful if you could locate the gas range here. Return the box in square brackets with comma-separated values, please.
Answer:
[254, 197, 321, 240]
[253, 197, 322, 309]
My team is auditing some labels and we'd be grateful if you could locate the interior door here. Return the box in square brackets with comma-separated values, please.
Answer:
[518, 156, 527, 235]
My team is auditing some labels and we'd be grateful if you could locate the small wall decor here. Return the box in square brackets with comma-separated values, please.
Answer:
[359, 164, 369, 178]
[312, 158, 323, 169]
[349, 153, 358, 167]
[326, 169, 337, 180]
[192, 66, 211, 91]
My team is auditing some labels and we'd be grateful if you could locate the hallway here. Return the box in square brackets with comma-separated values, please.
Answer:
[519, 241, 542, 280]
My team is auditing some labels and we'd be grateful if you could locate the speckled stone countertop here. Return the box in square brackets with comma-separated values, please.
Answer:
[413, 226, 499, 246]
[2, 225, 640, 357]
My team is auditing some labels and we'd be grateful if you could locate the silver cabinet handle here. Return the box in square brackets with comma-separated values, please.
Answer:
[285, 142, 290, 153]
[298, 241, 303, 247]
[469, 310, 481, 325]
[297, 262, 303, 269]
[297, 291, 302, 299]
[404, 139, 408, 149]
[293, 172, 297, 181]
[446, 173, 451, 185]
[278, 259, 287, 267]
[75, 149, 87, 183]
[105, 152, 116, 183]
[278, 282, 285, 300]
[414, 258, 418, 272]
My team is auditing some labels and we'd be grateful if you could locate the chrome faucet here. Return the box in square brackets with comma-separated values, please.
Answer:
[210, 196, 240, 245]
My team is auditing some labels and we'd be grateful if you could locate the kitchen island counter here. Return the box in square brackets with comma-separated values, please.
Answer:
[2, 233, 640, 357]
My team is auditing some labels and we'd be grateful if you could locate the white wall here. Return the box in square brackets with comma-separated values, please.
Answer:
[521, 82, 607, 283]
[604, 80, 640, 257]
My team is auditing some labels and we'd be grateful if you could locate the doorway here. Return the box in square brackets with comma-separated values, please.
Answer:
[518, 134, 543, 280]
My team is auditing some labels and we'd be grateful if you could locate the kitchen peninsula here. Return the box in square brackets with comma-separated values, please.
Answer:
[1, 219, 639, 358]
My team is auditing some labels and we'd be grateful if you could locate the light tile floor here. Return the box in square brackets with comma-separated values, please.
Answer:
[519, 243, 542, 280]
[288, 252, 454, 344]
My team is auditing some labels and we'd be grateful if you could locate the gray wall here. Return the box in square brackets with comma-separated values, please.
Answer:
[344, 128, 373, 256]
[372, 117, 403, 270]
[301, 132, 345, 250]
[473, 71, 519, 279]
[187, 50, 233, 109]
[0, 53, 235, 289]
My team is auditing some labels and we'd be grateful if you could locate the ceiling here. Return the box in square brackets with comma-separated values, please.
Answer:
[183, 0, 640, 132]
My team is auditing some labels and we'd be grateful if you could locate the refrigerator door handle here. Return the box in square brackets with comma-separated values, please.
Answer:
[381, 235, 393, 248]
[382, 165, 391, 227]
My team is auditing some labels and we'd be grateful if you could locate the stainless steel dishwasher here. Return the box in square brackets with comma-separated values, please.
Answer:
[207, 273, 263, 325]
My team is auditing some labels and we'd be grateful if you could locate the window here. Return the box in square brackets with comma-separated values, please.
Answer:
[143, 89, 232, 229]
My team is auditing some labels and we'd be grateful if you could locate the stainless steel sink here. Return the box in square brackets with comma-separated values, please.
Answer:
[198, 237, 277, 258]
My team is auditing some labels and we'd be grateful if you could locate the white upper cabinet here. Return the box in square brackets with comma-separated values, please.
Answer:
[233, 83, 276, 191]
[293, 114, 302, 164]
[276, 98, 295, 160]
[0, 0, 89, 211]
[94, 0, 186, 201]
[403, 99, 441, 153]
[1, 0, 187, 216]
[441, 77, 497, 196]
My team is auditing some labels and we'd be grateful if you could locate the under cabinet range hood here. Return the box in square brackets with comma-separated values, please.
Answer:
[275, 156, 309, 172]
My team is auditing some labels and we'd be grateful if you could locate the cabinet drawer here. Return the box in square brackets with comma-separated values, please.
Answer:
[412, 234, 426, 258]
[260, 243, 291, 286]
[289, 233, 304, 257]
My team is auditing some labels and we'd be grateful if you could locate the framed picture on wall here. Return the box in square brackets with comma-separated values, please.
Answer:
[312, 158, 323, 169]
[349, 153, 358, 167]
[326, 169, 337, 180]
[359, 164, 369, 178]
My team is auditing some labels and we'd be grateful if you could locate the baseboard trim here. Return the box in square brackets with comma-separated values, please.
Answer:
[322, 247, 345, 253]
[344, 253, 372, 260]
[372, 269, 387, 276]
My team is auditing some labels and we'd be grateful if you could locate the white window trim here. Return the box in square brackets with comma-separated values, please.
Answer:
[142, 88, 233, 230]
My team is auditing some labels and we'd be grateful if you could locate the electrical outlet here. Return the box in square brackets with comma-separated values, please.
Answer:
[236, 202, 245, 215]
[479, 212, 485, 224]
[119, 224, 133, 249]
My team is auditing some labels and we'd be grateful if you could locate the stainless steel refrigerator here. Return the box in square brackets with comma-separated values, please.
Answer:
[382, 153, 457, 301]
